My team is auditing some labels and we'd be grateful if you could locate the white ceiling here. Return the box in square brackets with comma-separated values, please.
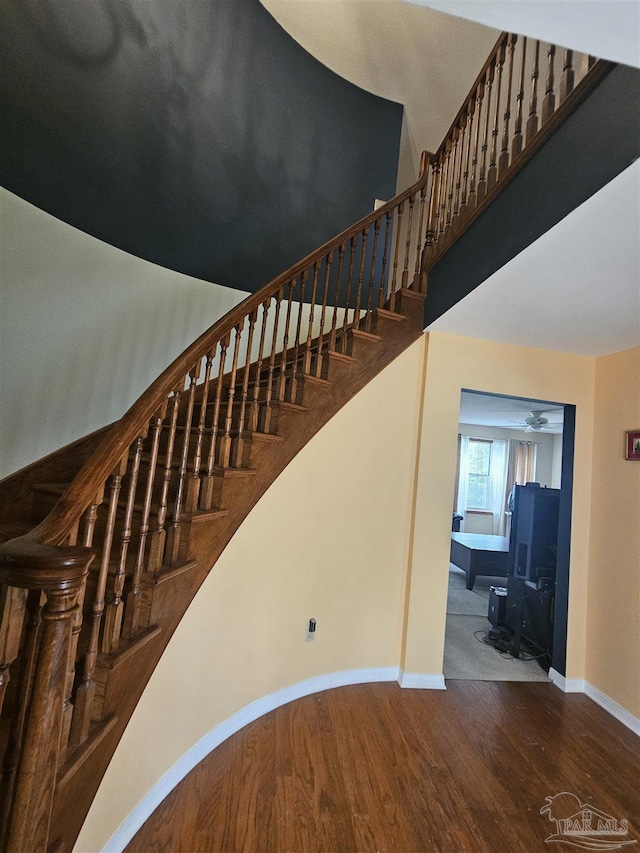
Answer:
[459, 391, 564, 433]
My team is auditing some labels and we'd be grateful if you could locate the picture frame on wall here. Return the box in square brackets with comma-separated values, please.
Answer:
[625, 430, 640, 460]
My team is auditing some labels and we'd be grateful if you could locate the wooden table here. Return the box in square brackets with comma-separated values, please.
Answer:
[450, 532, 509, 590]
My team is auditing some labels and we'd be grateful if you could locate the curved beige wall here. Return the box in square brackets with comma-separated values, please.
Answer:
[0, 189, 248, 479]
[75, 336, 427, 852]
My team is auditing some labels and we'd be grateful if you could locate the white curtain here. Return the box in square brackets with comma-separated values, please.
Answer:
[489, 439, 509, 535]
[456, 436, 470, 530]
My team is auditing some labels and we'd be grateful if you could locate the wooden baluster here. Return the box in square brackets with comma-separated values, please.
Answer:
[61, 488, 103, 756]
[512, 36, 528, 160]
[445, 130, 459, 234]
[413, 179, 428, 281]
[80, 493, 101, 550]
[250, 300, 269, 432]
[167, 363, 200, 563]
[262, 286, 283, 430]
[123, 407, 164, 638]
[422, 160, 441, 270]
[390, 202, 403, 301]
[232, 310, 256, 466]
[379, 211, 392, 306]
[280, 277, 297, 403]
[186, 353, 213, 513]
[315, 252, 332, 377]
[353, 227, 369, 329]
[400, 193, 414, 292]
[102, 434, 144, 653]
[459, 99, 475, 221]
[340, 237, 356, 352]
[526, 40, 541, 143]
[499, 33, 517, 176]
[219, 323, 244, 468]
[303, 263, 319, 376]
[454, 123, 465, 226]
[437, 139, 452, 236]
[467, 79, 484, 213]
[560, 49, 574, 102]
[200, 339, 228, 508]
[0, 588, 39, 843]
[365, 218, 381, 326]
[69, 458, 126, 747]
[0, 585, 27, 717]
[0, 541, 92, 853]
[477, 61, 494, 203]
[488, 37, 506, 189]
[329, 243, 345, 351]
[149, 388, 180, 569]
[542, 43, 556, 123]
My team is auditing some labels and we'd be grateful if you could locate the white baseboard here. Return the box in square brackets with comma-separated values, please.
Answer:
[549, 668, 639, 736]
[548, 667, 586, 693]
[585, 682, 640, 736]
[398, 670, 446, 690]
[102, 667, 400, 853]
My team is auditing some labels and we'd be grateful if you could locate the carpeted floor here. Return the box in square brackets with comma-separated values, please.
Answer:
[444, 566, 549, 682]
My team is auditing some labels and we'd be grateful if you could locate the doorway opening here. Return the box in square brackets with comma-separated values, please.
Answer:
[444, 389, 574, 682]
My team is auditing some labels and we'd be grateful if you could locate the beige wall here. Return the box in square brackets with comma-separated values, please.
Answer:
[75, 336, 427, 852]
[402, 332, 596, 681]
[0, 189, 248, 479]
[74, 331, 640, 850]
[586, 346, 640, 717]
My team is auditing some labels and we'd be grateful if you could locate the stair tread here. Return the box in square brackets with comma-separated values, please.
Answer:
[394, 286, 425, 301]
[325, 349, 356, 364]
[350, 328, 381, 341]
[374, 307, 406, 321]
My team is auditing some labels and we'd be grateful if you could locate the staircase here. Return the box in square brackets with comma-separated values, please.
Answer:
[0, 30, 611, 852]
[0, 157, 430, 851]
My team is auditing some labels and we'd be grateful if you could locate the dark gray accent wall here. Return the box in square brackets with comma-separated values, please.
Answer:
[424, 63, 640, 326]
[0, 0, 402, 292]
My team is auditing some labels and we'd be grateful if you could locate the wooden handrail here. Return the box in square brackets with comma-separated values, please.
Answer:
[28, 151, 432, 548]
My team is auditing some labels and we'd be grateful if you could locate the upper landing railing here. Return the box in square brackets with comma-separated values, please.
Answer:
[0, 31, 612, 853]
[421, 33, 612, 269]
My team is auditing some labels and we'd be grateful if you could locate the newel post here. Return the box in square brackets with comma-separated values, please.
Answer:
[0, 537, 93, 853]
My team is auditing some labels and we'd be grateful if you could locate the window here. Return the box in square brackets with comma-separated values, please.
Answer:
[467, 439, 492, 510]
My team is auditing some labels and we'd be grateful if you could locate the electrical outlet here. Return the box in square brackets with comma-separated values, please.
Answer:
[305, 618, 316, 642]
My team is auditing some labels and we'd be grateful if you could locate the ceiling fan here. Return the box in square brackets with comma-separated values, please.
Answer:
[510, 410, 564, 432]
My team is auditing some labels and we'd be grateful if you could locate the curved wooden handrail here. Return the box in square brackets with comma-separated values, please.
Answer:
[27, 151, 431, 547]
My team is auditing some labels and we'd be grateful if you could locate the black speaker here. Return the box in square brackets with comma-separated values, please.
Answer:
[508, 484, 560, 583]
[488, 586, 508, 627]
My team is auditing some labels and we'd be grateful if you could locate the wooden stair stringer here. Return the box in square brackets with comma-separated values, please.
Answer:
[45, 294, 425, 851]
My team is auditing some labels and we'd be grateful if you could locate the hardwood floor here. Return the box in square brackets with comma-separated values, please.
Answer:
[126, 682, 640, 853]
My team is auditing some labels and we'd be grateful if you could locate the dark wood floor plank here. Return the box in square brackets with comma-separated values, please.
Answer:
[125, 681, 640, 853]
